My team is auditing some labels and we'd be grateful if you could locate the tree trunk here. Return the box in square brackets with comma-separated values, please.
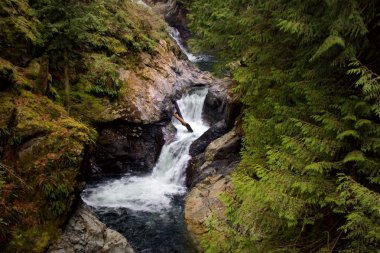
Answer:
[173, 113, 193, 132]
[64, 49, 70, 112]
[38, 55, 49, 95]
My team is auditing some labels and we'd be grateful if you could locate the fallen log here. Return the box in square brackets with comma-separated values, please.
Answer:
[173, 113, 194, 132]
[173, 100, 184, 119]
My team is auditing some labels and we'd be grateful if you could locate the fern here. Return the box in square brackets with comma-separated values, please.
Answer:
[187, 0, 380, 251]
[310, 35, 345, 62]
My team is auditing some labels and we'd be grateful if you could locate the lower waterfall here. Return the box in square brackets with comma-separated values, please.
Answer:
[82, 87, 209, 252]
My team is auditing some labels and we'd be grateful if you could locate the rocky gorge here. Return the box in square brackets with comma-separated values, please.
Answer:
[78, 1, 242, 249]
[0, 0, 241, 252]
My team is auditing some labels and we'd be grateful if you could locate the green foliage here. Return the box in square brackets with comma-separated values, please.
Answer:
[37, 170, 73, 217]
[7, 226, 54, 253]
[0, 90, 97, 251]
[82, 54, 123, 100]
[188, 0, 380, 252]
[0, 0, 168, 251]
[337, 176, 380, 250]
[0, 0, 41, 61]
[1, 0, 168, 102]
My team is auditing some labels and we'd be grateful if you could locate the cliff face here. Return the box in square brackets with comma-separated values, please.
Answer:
[0, 2, 175, 252]
[92, 34, 218, 174]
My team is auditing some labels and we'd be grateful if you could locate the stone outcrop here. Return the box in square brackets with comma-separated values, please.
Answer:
[189, 120, 229, 158]
[93, 38, 220, 174]
[48, 203, 134, 253]
[186, 127, 241, 187]
[185, 99, 242, 249]
[202, 80, 229, 125]
[93, 123, 170, 173]
[203, 79, 241, 128]
[103, 40, 214, 124]
[184, 174, 233, 246]
[89, 17, 239, 173]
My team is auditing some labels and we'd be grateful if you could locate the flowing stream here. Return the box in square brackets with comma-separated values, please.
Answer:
[168, 27, 209, 63]
[168, 27, 214, 71]
[82, 88, 209, 252]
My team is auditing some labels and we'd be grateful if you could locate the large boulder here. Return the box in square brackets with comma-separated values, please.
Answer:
[186, 128, 241, 187]
[202, 80, 229, 124]
[48, 203, 134, 253]
[203, 79, 241, 128]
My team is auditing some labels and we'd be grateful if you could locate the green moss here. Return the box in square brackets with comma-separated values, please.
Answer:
[0, 92, 15, 128]
[70, 91, 112, 123]
[7, 224, 57, 253]
[0, 89, 96, 252]
[0, 57, 34, 91]
[25, 60, 40, 80]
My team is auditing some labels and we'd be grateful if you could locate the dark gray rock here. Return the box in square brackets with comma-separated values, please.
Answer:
[202, 82, 229, 125]
[202, 78, 241, 129]
[161, 122, 177, 143]
[48, 203, 134, 253]
[186, 128, 241, 187]
[94, 123, 166, 174]
[189, 120, 228, 157]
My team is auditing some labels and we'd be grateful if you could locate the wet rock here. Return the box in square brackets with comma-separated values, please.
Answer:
[203, 79, 241, 128]
[184, 174, 233, 246]
[48, 203, 134, 253]
[189, 120, 228, 157]
[203, 82, 228, 124]
[94, 123, 166, 173]
[186, 128, 241, 187]
[161, 122, 177, 143]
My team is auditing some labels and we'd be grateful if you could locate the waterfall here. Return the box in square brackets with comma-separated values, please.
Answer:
[168, 27, 209, 63]
[82, 88, 209, 213]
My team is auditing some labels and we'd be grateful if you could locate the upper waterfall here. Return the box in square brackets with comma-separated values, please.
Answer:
[169, 27, 210, 63]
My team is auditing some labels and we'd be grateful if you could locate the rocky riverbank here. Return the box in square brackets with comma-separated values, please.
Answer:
[48, 203, 134, 253]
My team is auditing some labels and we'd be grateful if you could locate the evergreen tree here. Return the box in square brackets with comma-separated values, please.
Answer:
[188, 0, 380, 252]
[0, 0, 41, 62]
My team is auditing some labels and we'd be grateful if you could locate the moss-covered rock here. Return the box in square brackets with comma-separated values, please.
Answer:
[0, 89, 96, 252]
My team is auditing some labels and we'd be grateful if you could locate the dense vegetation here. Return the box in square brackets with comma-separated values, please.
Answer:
[0, 0, 167, 251]
[187, 0, 380, 252]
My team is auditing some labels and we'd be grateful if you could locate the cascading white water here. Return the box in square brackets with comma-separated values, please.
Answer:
[82, 88, 209, 213]
[131, 0, 150, 8]
[168, 27, 209, 63]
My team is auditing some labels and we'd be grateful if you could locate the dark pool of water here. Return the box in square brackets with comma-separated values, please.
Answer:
[195, 59, 215, 72]
[84, 175, 197, 253]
